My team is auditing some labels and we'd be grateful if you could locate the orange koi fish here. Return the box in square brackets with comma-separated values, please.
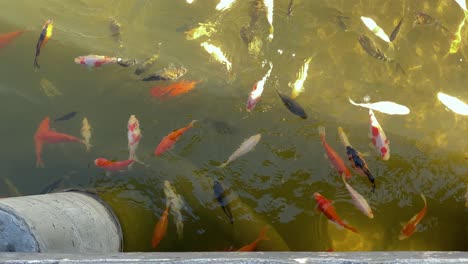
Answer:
[150, 81, 198, 99]
[318, 126, 351, 180]
[237, 226, 269, 251]
[94, 158, 135, 174]
[152, 204, 170, 248]
[399, 193, 427, 240]
[0, 30, 25, 50]
[34, 116, 84, 167]
[155, 120, 196, 156]
[313, 192, 358, 233]
[34, 19, 53, 69]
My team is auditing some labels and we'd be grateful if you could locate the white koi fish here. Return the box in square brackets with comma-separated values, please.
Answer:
[348, 98, 410, 115]
[201, 42, 232, 72]
[290, 57, 312, 99]
[128, 115, 142, 161]
[216, 0, 237, 11]
[263, 0, 274, 40]
[246, 62, 273, 112]
[369, 110, 390, 160]
[360, 16, 391, 43]
[80, 117, 92, 151]
[219, 134, 261, 168]
[437, 92, 468, 115]
[342, 175, 374, 219]
[163, 180, 185, 239]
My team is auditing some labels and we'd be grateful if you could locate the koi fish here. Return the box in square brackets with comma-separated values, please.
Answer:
[74, 55, 118, 68]
[276, 89, 307, 119]
[109, 17, 123, 49]
[213, 180, 234, 224]
[390, 17, 405, 42]
[358, 34, 393, 63]
[219, 133, 261, 168]
[143, 65, 187, 81]
[0, 30, 24, 50]
[369, 110, 390, 160]
[164, 181, 185, 239]
[237, 226, 269, 251]
[94, 158, 135, 175]
[128, 115, 142, 161]
[34, 116, 84, 167]
[290, 57, 312, 99]
[360, 16, 391, 43]
[216, 0, 237, 11]
[413, 12, 452, 35]
[155, 120, 196, 156]
[151, 81, 198, 99]
[399, 193, 428, 240]
[337, 127, 375, 192]
[318, 126, 352, 180]
[54, 111, 77, 122]
[80, 117, 92, 151]
[34, 19, 53, 69]
[246, 62, 273, 112]
[342, 175, 374, 218]
[40, 78, 62, 97]
[152, 204, 170, 248]
[437, 92, 468, 115]
[313, 192, 358, 233]
[201, 42, 232, 72]
[348, 98, 410, 115]
[263, 0, 274, 40]
[134, 43, 161, 75]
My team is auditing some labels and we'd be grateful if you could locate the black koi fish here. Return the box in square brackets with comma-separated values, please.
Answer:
[54, 111, 77, 122]
[213, 181, 234, 224]
[276, 89, 307, 119]
[346, 146, 376, 192]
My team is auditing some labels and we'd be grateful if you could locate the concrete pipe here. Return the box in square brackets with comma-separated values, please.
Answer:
[0, 190, 122, 253]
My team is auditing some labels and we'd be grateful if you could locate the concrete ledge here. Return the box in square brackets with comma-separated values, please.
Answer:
[0, 252, 467, 264]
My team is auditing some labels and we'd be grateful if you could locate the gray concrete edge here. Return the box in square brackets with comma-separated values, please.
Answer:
[0, 252, 467, 264]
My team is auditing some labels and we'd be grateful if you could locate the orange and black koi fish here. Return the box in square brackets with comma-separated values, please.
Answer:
[34, 19, 53, 69]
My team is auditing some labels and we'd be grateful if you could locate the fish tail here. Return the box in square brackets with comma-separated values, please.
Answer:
[363, 168, 376, 192]
[344, 223, 359, 234]
[318, 126, 326, 139]
[33, 57, 40, 69]
[420, 193, 427, 206]
[257, 226, 270, 241]
[218, 162, 228, 169]
[83, 140, 92, 151]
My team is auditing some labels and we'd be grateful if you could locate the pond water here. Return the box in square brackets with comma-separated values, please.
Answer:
[0, 0, 467, 252]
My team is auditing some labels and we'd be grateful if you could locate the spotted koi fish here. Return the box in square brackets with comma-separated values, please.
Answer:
[369, 110, 390, 160]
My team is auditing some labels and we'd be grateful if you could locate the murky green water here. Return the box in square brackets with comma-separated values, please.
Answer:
[0, 0, 467, 252]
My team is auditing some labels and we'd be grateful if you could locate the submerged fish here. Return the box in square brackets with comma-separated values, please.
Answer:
[163, 181, 185, 239]
[276, 89, 307, 119]
[81, 117, 92, 151]
[314, 192, 358, 233]
[318, 126, 352, 180]
[342, 175, 374, 219]
[358, 34, 393, 63]
[338, 127, 376, 192]
[213, 180, 234, 224]
[360, 16, 391, 43]
[54, 111, 77, 122]
[0, 30, 24, 50]
[201, 42, 232, 72]
[34, 19, 53, 69]
[219, 134, 261, 168]
[399, 193, 427, 240]
[134, 43, 161, 75]
[74, 55, 118, 68]
[109, 17, 123, 48]
[247, 62, 273, 112]
[369, 110, 390, 160]
[155, 120, 196, 156]
[34, 117, 85, 167]
[128, 115, 142, 161]
[390, 16, 405, 42]
[237, 226, 269, 251]
[40, 78, 62, 97]
[143, 65, 187, 81]
[413, 12, 451, 35]
[437, 92, 468, 115]
[152, 204, 170, 249]
[290, 57, 312, 99]
[348, 98, 410, 115]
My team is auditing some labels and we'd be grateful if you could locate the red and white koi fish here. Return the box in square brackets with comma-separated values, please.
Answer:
[74, 55, 118, 68]
[155, 120, 197, 156]
[318, 126, 352, 180]
[94, 158, 135, 175]
[34, 116, 84, 167]
[237, 226, 269, 251]
[0, 30, 25, 50]
[314, 192, 358, 233]
[369, 110, 390, 160]
[34, 19, 53, 69]
[342, 175, 374, 219]
[246, 62, 273, 112]
[128, 115, 142, 161]
[399, 193, 427, 240]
